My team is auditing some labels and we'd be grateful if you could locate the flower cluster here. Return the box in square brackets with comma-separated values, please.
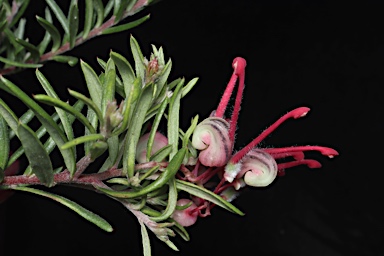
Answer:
[137, 57, 338, 226]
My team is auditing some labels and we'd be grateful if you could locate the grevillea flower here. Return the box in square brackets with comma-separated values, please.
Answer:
[182, 57, 338, 222]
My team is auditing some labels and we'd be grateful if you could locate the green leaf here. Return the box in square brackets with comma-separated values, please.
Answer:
[15, 38, 41, 61]
[150, 177, 177, 222]
[182, 77, 199, 98]
[0, 98, 19, 136]
[110, 51, 135, 97]
[140, 221, 152, 256]
[82, 0, 93, 39]
[182, 115, 198, 148]
[0, 56, 42, 68]
[130, 35, 145, 82]
[0, 76, 76, 175]
[51, 55, 78, 66]
[9, 0, 30, 27]
[36, 69, 75, 143]
[61, 134, 105, 150]
[98, 148, 186, 199]
[102, 14, 150, 35]
[37, 7, 54, 54]
[36, 15, 61, 52]
[93, 0, 104, 28]
[146, 98, 168, 161]
[154, 58, 171, 99]
[168, 79, 184, 158]
[80, 60, 103, 108]
[113, 0, 129, 22]
[68, 89, 103, 126]
[175, 180, 244, 216]
[0, 115, 9, 172]
[112, 76, 141, 136]
[18, 122, 54, 187]
[13, 186, 113, 232]
[68, 0, 79, 49]
[45, 0, 69, 34]
[33, 94, 95, 134]
[101, 59, 116, 115]
[104, 0, 114, 18]
[149, 144, 172, 162]
[123, 84, 153, 178]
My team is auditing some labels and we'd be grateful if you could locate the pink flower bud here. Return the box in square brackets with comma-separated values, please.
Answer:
[237, 148, 278, 187]
[191, 117, 231, 167]
[135, 132, 168, 163]
[171, 199, 198, 227]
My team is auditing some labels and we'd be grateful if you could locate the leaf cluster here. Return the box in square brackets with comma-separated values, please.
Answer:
[0, 35, 243, 254]
[0, 0, 151, 75]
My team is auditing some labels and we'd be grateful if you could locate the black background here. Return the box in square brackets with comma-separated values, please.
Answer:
[1, 1, 383, 255]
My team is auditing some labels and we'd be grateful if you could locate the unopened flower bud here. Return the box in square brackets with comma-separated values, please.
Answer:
[136, 132, 168, 163]
[191, 117, 231, 167]
[237, 148, 278, 187]
[171, 199, 198, 227]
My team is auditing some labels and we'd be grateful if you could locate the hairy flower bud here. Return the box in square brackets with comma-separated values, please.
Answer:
[191, 117, 231, 167]
[237, 148, 278, 187]
[171, 199, 198, 227]
[135, 132, 168, 163]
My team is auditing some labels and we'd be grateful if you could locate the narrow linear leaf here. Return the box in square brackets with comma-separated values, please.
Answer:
[0, 98, 19, 136]
[61, 134, 105, 150]
[7, 112, 59, 169]
[0, 56, 42, 68]
[150, 177, 177, 222]
[140, 221, 152, 256]
[182, 115, 198, 148]
[13, 186, 113, 232]
[104, 0, 114, 18]
[146, 98, 168, 161]
[93, 0, 104, 28]
[123, 85, 153, 178]
[45, 0, 69, 34]
[102, 14, 150, 35]
[37, 7, 54, 54]
[68, 0, 79, 49]
[182, 77, 199, 98]
[15, 38, 41, 61]
[80, 60, 102, 108]
[68, 89, 103, 125]
[99, 148, 186, 199]
[0, 77, 76, 174]
[51, 55, 78, 67]
[110, 51, 135, 97]
[36, 15, 61, 52]
[36, 69, 75, 143]
[175, 180, 244, 216]
[0, 115, 9, 172]
[130, 35, 145, 83]
[154, 58, 171, 99]
[101, 59, 116, 115]
[168, 79, 184, 158]
[149, 144, 172, 162]
[18, 122, 53, 187]
[112, 76, 141, 136]
[113, 0, 129, 22]
[82, 0, 93, 39]
[9, 0, 30, 27]
[33, 94, 95, 134]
